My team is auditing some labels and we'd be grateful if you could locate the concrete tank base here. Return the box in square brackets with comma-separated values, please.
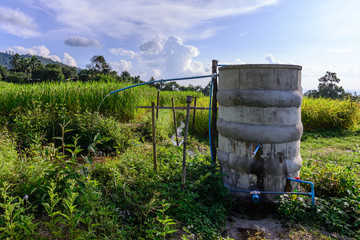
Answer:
[217, 64, 303, 202]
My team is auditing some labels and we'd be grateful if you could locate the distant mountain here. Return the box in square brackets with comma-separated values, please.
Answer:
[0, 51, 68, 69]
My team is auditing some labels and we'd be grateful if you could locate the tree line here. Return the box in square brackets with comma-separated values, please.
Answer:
[0, 54, 211, 95]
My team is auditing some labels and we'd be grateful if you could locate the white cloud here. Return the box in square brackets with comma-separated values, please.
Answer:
[265, 53, 283, 64]
[0, 7, 39, 37]
[23, 0, 278, 41]
[220, 58, 246, 65]
[138, 35, 208, 78]
[115, 35, 209, 86]
[109, 48, 137, 58]
[109, 36, 210, 85]
[64, 36, 100, 48]
[6, 45, 61, 62]
[326, 48, 354, 53]
[110, 60, 132, 73]
[63, 52, 77, 67]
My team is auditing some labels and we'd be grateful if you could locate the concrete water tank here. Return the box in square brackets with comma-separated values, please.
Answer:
[217, 64, 303, 201]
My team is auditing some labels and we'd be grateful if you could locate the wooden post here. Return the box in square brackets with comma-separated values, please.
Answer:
[151, 102, 157, 171]
[156, 90, 160, 120]
[192, 97, 197, 132]
[211, 60, 218, 164]
[172, 98, 179, 147]
[182, 96, 192, 190]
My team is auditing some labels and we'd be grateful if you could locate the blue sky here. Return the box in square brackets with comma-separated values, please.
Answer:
[1, 0, 359, 90]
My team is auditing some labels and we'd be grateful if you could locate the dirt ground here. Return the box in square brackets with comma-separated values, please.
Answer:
[222, 203, 289, 240]
[222, 206, 351, 240]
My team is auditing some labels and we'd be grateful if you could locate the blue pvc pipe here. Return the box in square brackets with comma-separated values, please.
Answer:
[230, 188, 312, 196]
[227, 177, 316, 206]
[287, 177, 316, 206]
[253, 145, 261, 156]
[252, 194, 260, 203]
[109, 75, 213, 95]
[97, 74, 215, 112]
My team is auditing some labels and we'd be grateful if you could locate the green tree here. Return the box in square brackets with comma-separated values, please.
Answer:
[31, 64, 46, 80]
[44, 64, 65, 82]
[0, 65, 8, 81]
[162, 81, 180, 91]
[305, 71, 349, 99]
[19, 57, 29, 72]
[7, 72, 29, 83]
[87, 55, 111, 75]
[148, 76, 156, 88]
[27, 56, 41, 74]
[10, 53, 21, 72]
[61, 65, 79, 81]
[78, 69, 92, 82]
[202, 82, 211, 96]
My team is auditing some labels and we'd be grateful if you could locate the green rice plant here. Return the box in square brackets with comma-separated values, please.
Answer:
[0, 79, 157, 122]
[302, 97, 360, 130]
[188, 96, 211, 139]
[158, 90, 204, 107]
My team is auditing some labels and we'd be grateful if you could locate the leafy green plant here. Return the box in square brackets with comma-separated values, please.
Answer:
[147, 200, 178, 239]
[60, 179, 83, 237]
[0, 182, 37, 239]
[42, 181, 63, 238]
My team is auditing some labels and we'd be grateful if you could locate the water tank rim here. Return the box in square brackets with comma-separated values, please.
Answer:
[219, 64, 302, 70]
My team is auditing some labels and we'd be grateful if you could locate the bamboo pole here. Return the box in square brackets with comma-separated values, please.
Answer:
[156, 90, 160, 120]
[171, 98, 179, 147]
[151, 102, 157, 171]
[192, 97, 197, 132]
[182, 96, 192, 190]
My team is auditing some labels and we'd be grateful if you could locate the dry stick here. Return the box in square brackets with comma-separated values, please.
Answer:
[156, 90, 160, 120]
[151, 102, 157, 171]
[171, 98, 179, 147]
[211, 59, 218, 164]
[182, 96, 192, 191]
[192, 97, 197, 132]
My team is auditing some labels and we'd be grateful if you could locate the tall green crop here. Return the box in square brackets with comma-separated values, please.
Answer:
[302, 97, 360, 130]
